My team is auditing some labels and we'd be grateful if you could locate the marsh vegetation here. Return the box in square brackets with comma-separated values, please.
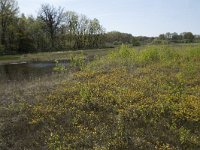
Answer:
[0, 0, 200, 149]
[0, 44, 199, 149]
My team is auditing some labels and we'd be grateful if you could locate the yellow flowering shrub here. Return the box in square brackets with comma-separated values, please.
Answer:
[1, 44, 200, 149]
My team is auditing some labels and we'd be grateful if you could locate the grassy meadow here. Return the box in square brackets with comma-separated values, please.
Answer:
[0, 44, 200, 149]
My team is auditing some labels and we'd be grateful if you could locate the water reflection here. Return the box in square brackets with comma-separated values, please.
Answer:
[0, 61, 59, 82]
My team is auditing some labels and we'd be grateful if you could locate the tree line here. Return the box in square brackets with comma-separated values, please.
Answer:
[0, 0, 105, 54]
[156, 32, 200, 44]
[105, 31, 155, 47]
[105, 31, 200, 47]
[0, 0, 199, 55]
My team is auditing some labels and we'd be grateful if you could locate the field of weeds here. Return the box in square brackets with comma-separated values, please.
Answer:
[0, 44, 200, 149]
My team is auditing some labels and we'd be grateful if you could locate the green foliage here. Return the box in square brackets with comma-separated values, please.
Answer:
[53, 60, 67, 72]
[139, 46, 160, 63]
[0, 55, 20, 61]
[0, 44, 200, 149]
[152, 39, 169, 45]
[158, 32, 195, 43]
[0, 2, 105, 55]
[113, 41, 122, 45]
[53, 51, 87, 72]
[132, 37, 141, 46]
[0, 44, 5, 54]
[106, 31, 132, 44]
[69, 51, 86, 70]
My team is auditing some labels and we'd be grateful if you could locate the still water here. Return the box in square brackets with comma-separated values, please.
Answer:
[0, 61, 67, 82]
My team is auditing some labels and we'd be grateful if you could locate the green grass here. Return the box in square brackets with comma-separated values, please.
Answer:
[0, 55, 20, 61]
[0, 44, 200, 149]
[0, 48, 113, 65]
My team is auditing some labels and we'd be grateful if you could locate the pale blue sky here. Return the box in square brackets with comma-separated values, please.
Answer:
[17, 0, 200, 36]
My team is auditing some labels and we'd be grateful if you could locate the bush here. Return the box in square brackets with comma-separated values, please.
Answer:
[113, 41, 123, 45]
[132, 41, 140, 46]
[152, 39, 169, 45]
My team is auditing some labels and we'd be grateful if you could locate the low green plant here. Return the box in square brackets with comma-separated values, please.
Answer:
[53, 60, 67, 72]
[70, 51, 86, 70]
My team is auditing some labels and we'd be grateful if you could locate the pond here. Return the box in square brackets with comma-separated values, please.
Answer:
[0, 61, 68, 82]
